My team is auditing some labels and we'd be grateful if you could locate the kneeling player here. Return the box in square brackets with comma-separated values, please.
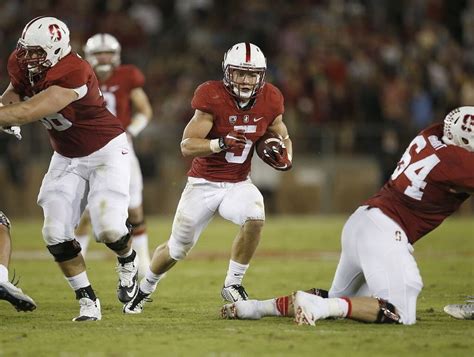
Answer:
[222, 106, 474, 325]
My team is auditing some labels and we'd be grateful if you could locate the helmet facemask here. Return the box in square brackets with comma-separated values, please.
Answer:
[16, 40, 52, 82]
[224, 66, 266, 101]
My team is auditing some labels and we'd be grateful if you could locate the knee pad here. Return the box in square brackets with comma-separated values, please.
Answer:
[375, 298, 401, 324]
[47, 240, 82, 262]
[105, 233, 131, 252]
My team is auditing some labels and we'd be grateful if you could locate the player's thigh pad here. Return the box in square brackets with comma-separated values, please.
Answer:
[218, 180, 265, 226]
[357, 207, 423, 325]
[88, 134, 131, 242]
[37, 153, 88, 245]
[128, 148, 143, 209]
[168, 179, 222, 260]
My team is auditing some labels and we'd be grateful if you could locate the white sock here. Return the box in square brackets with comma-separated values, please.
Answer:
[327, 298, 349, 318]
[0, 264, 8, 282]
[257, 299, 280, 317]
[65, 271, 91, 291]
[139, 267, 165, 295]
[76, 234, 90, 257]
[132, 233, 150, 276]
[224, 260, 249, 287]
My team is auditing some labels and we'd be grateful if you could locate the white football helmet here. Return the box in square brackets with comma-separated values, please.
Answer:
[16, 16, 71, 76]
[84, 33, 121, 73]
[222, 42, 266, 101]
[442, 106, 474, 152]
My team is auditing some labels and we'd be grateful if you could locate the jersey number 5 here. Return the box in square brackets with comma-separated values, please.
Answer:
[391, 135, 440, 200]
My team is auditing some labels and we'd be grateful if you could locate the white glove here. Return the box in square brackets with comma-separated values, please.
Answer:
[1, 126, 22, 140]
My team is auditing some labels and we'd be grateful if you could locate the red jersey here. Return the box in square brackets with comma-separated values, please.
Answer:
[188, 81, 284, 182]
[365, 124, 474, 244]
[7, 50, 124, 158]
[99, 65, 145, 129]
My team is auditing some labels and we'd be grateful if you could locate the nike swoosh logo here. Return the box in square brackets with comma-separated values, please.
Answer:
[126, 285, 137, 298]
[253, 117, 264, 122]
[108, 85, 120, 92]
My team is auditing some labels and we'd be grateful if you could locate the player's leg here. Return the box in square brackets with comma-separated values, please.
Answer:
[38, 153, 100, 321]
[0, 212, 36, 312]
[74, 208, 91, 257]
[219, 179, 265, 302]
[128, 150, 149, 277]
[124, 178, 220, 314]
[87, 133, 136, 304]
[221, 288, 327, 320]
[294, 207, 419, 325]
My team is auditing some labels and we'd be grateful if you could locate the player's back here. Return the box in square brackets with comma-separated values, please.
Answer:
[188, 81, 284, 182]
[365, 124, 474, 243]
[8, 51, 123, 158]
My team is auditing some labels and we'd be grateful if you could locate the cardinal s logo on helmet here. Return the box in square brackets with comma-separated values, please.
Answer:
[16, 16, 71, 80]
[442, 106, 474, 152]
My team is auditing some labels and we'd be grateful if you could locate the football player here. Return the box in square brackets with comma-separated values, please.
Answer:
[221, 106, 474, 325]
[76, 33, 153, 277]
[0, 211, 36, 312]
[0, 17, 140, 321]
[123, 42, 293, 313]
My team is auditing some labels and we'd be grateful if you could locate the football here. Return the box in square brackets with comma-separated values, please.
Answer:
[255, 131, 283, 163]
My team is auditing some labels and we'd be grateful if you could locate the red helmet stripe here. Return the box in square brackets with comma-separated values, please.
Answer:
[22, 16, 47, 39]
[245, 42, 251, 62]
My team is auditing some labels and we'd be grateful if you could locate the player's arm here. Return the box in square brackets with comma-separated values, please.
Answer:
[0, 85, 78, 126]
[180, 109, 246, 157]
[268, 114, 293, 161]
[266, 114, 293, 170]
[1, 83, 21, 105]
[128, 87, 153, 137]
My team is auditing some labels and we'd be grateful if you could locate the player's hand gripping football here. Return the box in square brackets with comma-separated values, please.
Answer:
[264, 141, 292, 171]
[0, 126, 22, 140]
[219, 130, 247, 151]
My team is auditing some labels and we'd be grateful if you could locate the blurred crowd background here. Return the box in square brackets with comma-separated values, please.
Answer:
[0, 0, 473, 217]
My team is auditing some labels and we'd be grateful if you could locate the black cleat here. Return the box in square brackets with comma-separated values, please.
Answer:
[123, 289, 152, 314]
[116, 250, 139, 303]
[221, 284, 249, 302]
[0, 281, 36, 312]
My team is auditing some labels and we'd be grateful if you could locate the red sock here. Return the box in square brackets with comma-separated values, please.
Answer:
[275, 296, 290, 316]
[341, 297, 352, 318]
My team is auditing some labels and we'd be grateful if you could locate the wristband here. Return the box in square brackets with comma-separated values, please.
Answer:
[127, 113, 149, 137]
[209, 138, 223, 153]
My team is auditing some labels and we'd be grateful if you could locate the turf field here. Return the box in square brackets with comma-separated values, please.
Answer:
[0, 215, 472, 356]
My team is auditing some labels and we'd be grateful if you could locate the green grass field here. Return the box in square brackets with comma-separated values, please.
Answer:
[0, 215, 473, 356]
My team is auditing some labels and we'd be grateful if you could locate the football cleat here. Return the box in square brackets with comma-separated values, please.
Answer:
[293, 291, 329, 326]
[116, 250, 139, 303]
[72, 298, 101, 321]
[221, 284, 249, 302]
[444, 303, 474, 320]
[0, 281, 36, 312]
[123, 289, 151, 314]
[221, 300, 262, 320]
